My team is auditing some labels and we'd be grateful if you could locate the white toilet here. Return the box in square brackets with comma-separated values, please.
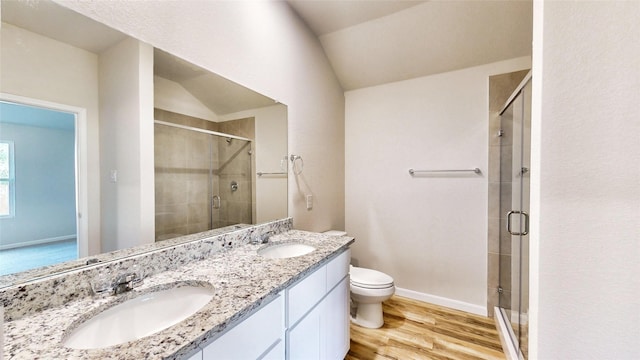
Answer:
[323, 231, 396, 329]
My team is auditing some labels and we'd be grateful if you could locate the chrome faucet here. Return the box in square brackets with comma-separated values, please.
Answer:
[252, 231, 274, 245]
[91, 268, 144, 296]
[113, 272, 143, 295]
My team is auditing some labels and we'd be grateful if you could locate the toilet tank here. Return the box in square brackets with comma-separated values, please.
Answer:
[323, 230, 347, 237]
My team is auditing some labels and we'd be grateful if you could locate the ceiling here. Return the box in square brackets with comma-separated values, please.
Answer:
[153, 49, 276, 116]
[287, 0, 533, 90]
[1, 0, 274, 117]
[3, 0, 533, 97]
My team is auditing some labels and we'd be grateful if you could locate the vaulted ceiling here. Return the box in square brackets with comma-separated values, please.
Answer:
[287, 0, 533, 90]
[3, 0, 533, 104]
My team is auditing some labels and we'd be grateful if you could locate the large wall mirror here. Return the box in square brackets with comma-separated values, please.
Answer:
[0, 0, 288, 287]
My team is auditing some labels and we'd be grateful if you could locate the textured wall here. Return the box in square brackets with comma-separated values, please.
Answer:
[0, 123, 76, 246]
[58, 0, 345, 233]
[98, 37, 155, 252]
[1, 22, 100, 256]
[345, 57, 530, 315]
[530, 1, 640, 357]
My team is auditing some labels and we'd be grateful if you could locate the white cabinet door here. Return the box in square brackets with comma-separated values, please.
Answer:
[287, 249, 351, 360]
[287, 302, 321, 360]
[202, 294, 283, 360]
[322, 277, 350, 360]
[184, 349, 203, 360]
[260, 339, 284, 360]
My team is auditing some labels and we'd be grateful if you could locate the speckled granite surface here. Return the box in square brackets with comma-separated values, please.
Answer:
[1, 219, 291, 321]
[2, 223, 354, 359]
[0, 224, 252, 288]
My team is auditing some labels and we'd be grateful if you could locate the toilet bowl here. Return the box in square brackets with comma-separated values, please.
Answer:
[323, 230, 396, 329]
[350, 265, 395, 328]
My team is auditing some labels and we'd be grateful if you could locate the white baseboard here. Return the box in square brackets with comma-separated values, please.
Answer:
[0, 235, 76, 251]
[395, 287, 487, 316]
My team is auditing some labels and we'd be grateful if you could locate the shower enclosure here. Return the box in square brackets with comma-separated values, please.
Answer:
[497, 73, 531, 359]
[154, 121, 253, 241]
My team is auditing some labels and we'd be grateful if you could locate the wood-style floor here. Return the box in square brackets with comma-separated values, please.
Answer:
[346, 296, 506, 360]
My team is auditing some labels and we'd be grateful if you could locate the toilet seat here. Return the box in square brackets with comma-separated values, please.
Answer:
[350, 266, 394, 289]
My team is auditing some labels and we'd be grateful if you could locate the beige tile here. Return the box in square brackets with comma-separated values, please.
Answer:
[188, 202, 210, 224]
[163, 177, 188, 206]
[500, 114, 513, 147]
[499, 289, 512, 309]
[499, 254, 512, 291]
[488, 253, 500, 289]
[500, 184, 512, 217]
[488, 113, 502, 146]
[187, 222, 210, 234]
[161, 226, 188, 239]
[488, 218, 500, 254]
[488, 70, 529, 112]
[488, 182, 501, 219]
[155, 204, 188, 231]
[501, 145, 513, 182]
[187, 176, 210, 204]
[488, 145, 501, 182]
[500, 218, 512, 254]
[487, 288, 500, 316]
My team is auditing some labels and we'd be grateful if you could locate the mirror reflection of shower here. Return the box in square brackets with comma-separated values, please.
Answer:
[154, 113, 253, 241]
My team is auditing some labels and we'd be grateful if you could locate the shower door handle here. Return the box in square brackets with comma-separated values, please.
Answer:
[507, 210, 529, 236]
[212, 195, 221, 209]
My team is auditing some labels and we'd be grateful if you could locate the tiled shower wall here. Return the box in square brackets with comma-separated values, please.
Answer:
[216, 118, 255, 228]
[154, 109, 254, 240]
[487, 70, 529, 316]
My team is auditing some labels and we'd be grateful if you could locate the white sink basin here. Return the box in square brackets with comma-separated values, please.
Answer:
[258, 242, 316, 259]
[63, 285, 215, 349]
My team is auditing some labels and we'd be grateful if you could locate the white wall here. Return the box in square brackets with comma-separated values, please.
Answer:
[0, 123, 76, 247]
[530, 1, 640, 358]
[345, 57, 530, 314]
[220, 105, 288, 224]
[99, 37, 155, 252]
[59, 0, 345, 232]
[0, 22, 101, 255]
[154, 76, 218, 122]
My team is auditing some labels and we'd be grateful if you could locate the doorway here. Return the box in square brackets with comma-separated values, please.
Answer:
[0, 95, 87, 276]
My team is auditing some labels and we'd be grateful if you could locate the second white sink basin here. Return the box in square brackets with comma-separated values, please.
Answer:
[258, 242, 316, 259]
[63, 284, 215, 349]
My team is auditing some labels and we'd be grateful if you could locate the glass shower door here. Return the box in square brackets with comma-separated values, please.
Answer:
[500, 79, 531, 358]
[154, 124, 213, 240]
[155, 121, 254, 241]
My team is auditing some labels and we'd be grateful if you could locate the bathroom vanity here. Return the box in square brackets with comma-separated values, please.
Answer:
[0, 219, 354, 359]
[194, 249, 350, 360]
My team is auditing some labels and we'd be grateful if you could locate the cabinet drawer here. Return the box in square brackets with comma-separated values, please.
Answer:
[326, 249, 350, 291]
[202, 294, 283, 360]
[287, 265, 326, 326]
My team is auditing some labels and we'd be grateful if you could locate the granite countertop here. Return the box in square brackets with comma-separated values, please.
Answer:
[3, 230, 354, 359]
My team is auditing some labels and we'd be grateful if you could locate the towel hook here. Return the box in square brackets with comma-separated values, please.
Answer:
[290, 154, 304, 175]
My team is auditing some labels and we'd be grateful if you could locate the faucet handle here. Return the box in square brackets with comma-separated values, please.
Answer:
[112, 271, 144, 294]
[251, 231, 273, 244]
[260, 231, 275, 244]
[90, 271, 114, 296]
[130, 275, 144, 288]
